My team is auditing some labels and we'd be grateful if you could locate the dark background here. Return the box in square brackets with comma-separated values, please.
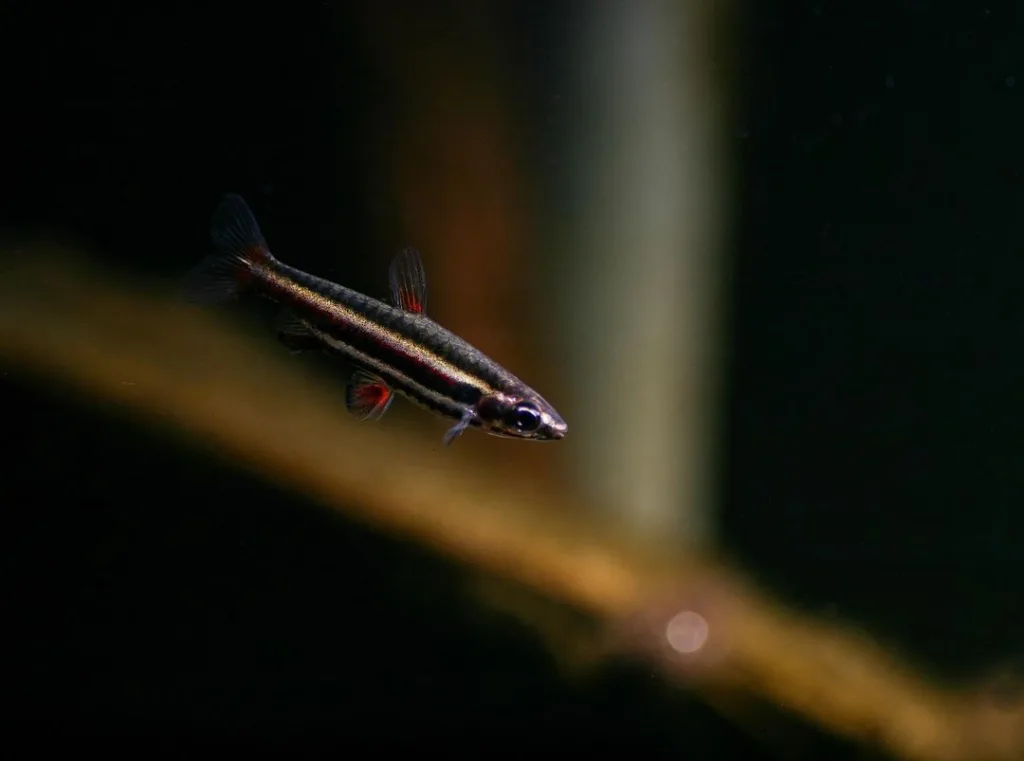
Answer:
[2, 2, 1022, 757]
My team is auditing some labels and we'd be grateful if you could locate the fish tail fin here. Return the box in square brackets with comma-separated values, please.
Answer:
[181, 193, 276, 304]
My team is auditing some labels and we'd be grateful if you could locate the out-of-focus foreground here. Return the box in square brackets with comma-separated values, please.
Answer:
[5, 1, 1024, 757]
[1, 252, 1020, 760]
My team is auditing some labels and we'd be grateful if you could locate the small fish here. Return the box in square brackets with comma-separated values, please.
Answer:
[182, 194, 567, 446]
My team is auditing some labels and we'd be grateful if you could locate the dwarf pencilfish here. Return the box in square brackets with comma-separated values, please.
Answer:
[182, 194, 567, 446]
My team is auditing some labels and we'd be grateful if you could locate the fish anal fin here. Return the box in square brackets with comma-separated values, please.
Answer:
[388, 247, 428, 314]
[275, 310, 320, 354]
[346, 370, 394, 421]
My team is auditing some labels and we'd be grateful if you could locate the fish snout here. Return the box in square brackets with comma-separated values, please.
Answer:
[548, 416, 568, 440]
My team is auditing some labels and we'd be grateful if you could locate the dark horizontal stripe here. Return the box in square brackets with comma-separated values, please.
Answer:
[318, 331, 469, 420]
[254, 263, 492, 416]
[282, 264, 516, 391]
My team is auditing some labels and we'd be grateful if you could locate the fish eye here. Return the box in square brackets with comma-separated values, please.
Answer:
[507, 403, 542, 433]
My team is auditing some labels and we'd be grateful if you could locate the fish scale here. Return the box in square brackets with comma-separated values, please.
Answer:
[182, 194, 567, 446]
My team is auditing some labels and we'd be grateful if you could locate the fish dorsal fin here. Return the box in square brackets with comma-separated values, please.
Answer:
[388, 247, 428, 314]
[345, 370, 394, 421]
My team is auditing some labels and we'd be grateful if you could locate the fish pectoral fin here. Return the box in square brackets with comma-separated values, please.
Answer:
[275, 310, 320, 354]
[442, 410, 475, 446]
[388, 247, 428, 314]
[345, 370, 394, 421]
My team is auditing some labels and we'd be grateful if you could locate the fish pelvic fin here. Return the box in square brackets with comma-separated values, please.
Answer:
[181, 194, 275, 304]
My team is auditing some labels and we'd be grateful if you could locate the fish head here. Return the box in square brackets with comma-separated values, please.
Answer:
[476, 388, 567, 441]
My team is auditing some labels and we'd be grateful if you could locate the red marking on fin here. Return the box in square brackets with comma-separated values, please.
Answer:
[388, 247, 428, 314]
[346, 370, 394, 421]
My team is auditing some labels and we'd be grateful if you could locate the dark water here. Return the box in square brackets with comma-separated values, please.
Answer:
[3, 2, 1022, 757]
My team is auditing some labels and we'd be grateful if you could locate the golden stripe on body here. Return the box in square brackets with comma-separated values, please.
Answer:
[259, 267, 495, 410]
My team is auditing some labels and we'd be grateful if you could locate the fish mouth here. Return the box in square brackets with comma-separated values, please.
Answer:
[549, 420, 568, 440]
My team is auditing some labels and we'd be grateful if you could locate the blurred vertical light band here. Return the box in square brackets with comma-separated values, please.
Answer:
[563, 1, 725, 545]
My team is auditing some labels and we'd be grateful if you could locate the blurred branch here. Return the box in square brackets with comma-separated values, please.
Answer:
[0, 252, 1021, 761]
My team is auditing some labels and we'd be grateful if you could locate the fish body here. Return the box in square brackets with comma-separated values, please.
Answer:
[183, 194, 567, 445]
